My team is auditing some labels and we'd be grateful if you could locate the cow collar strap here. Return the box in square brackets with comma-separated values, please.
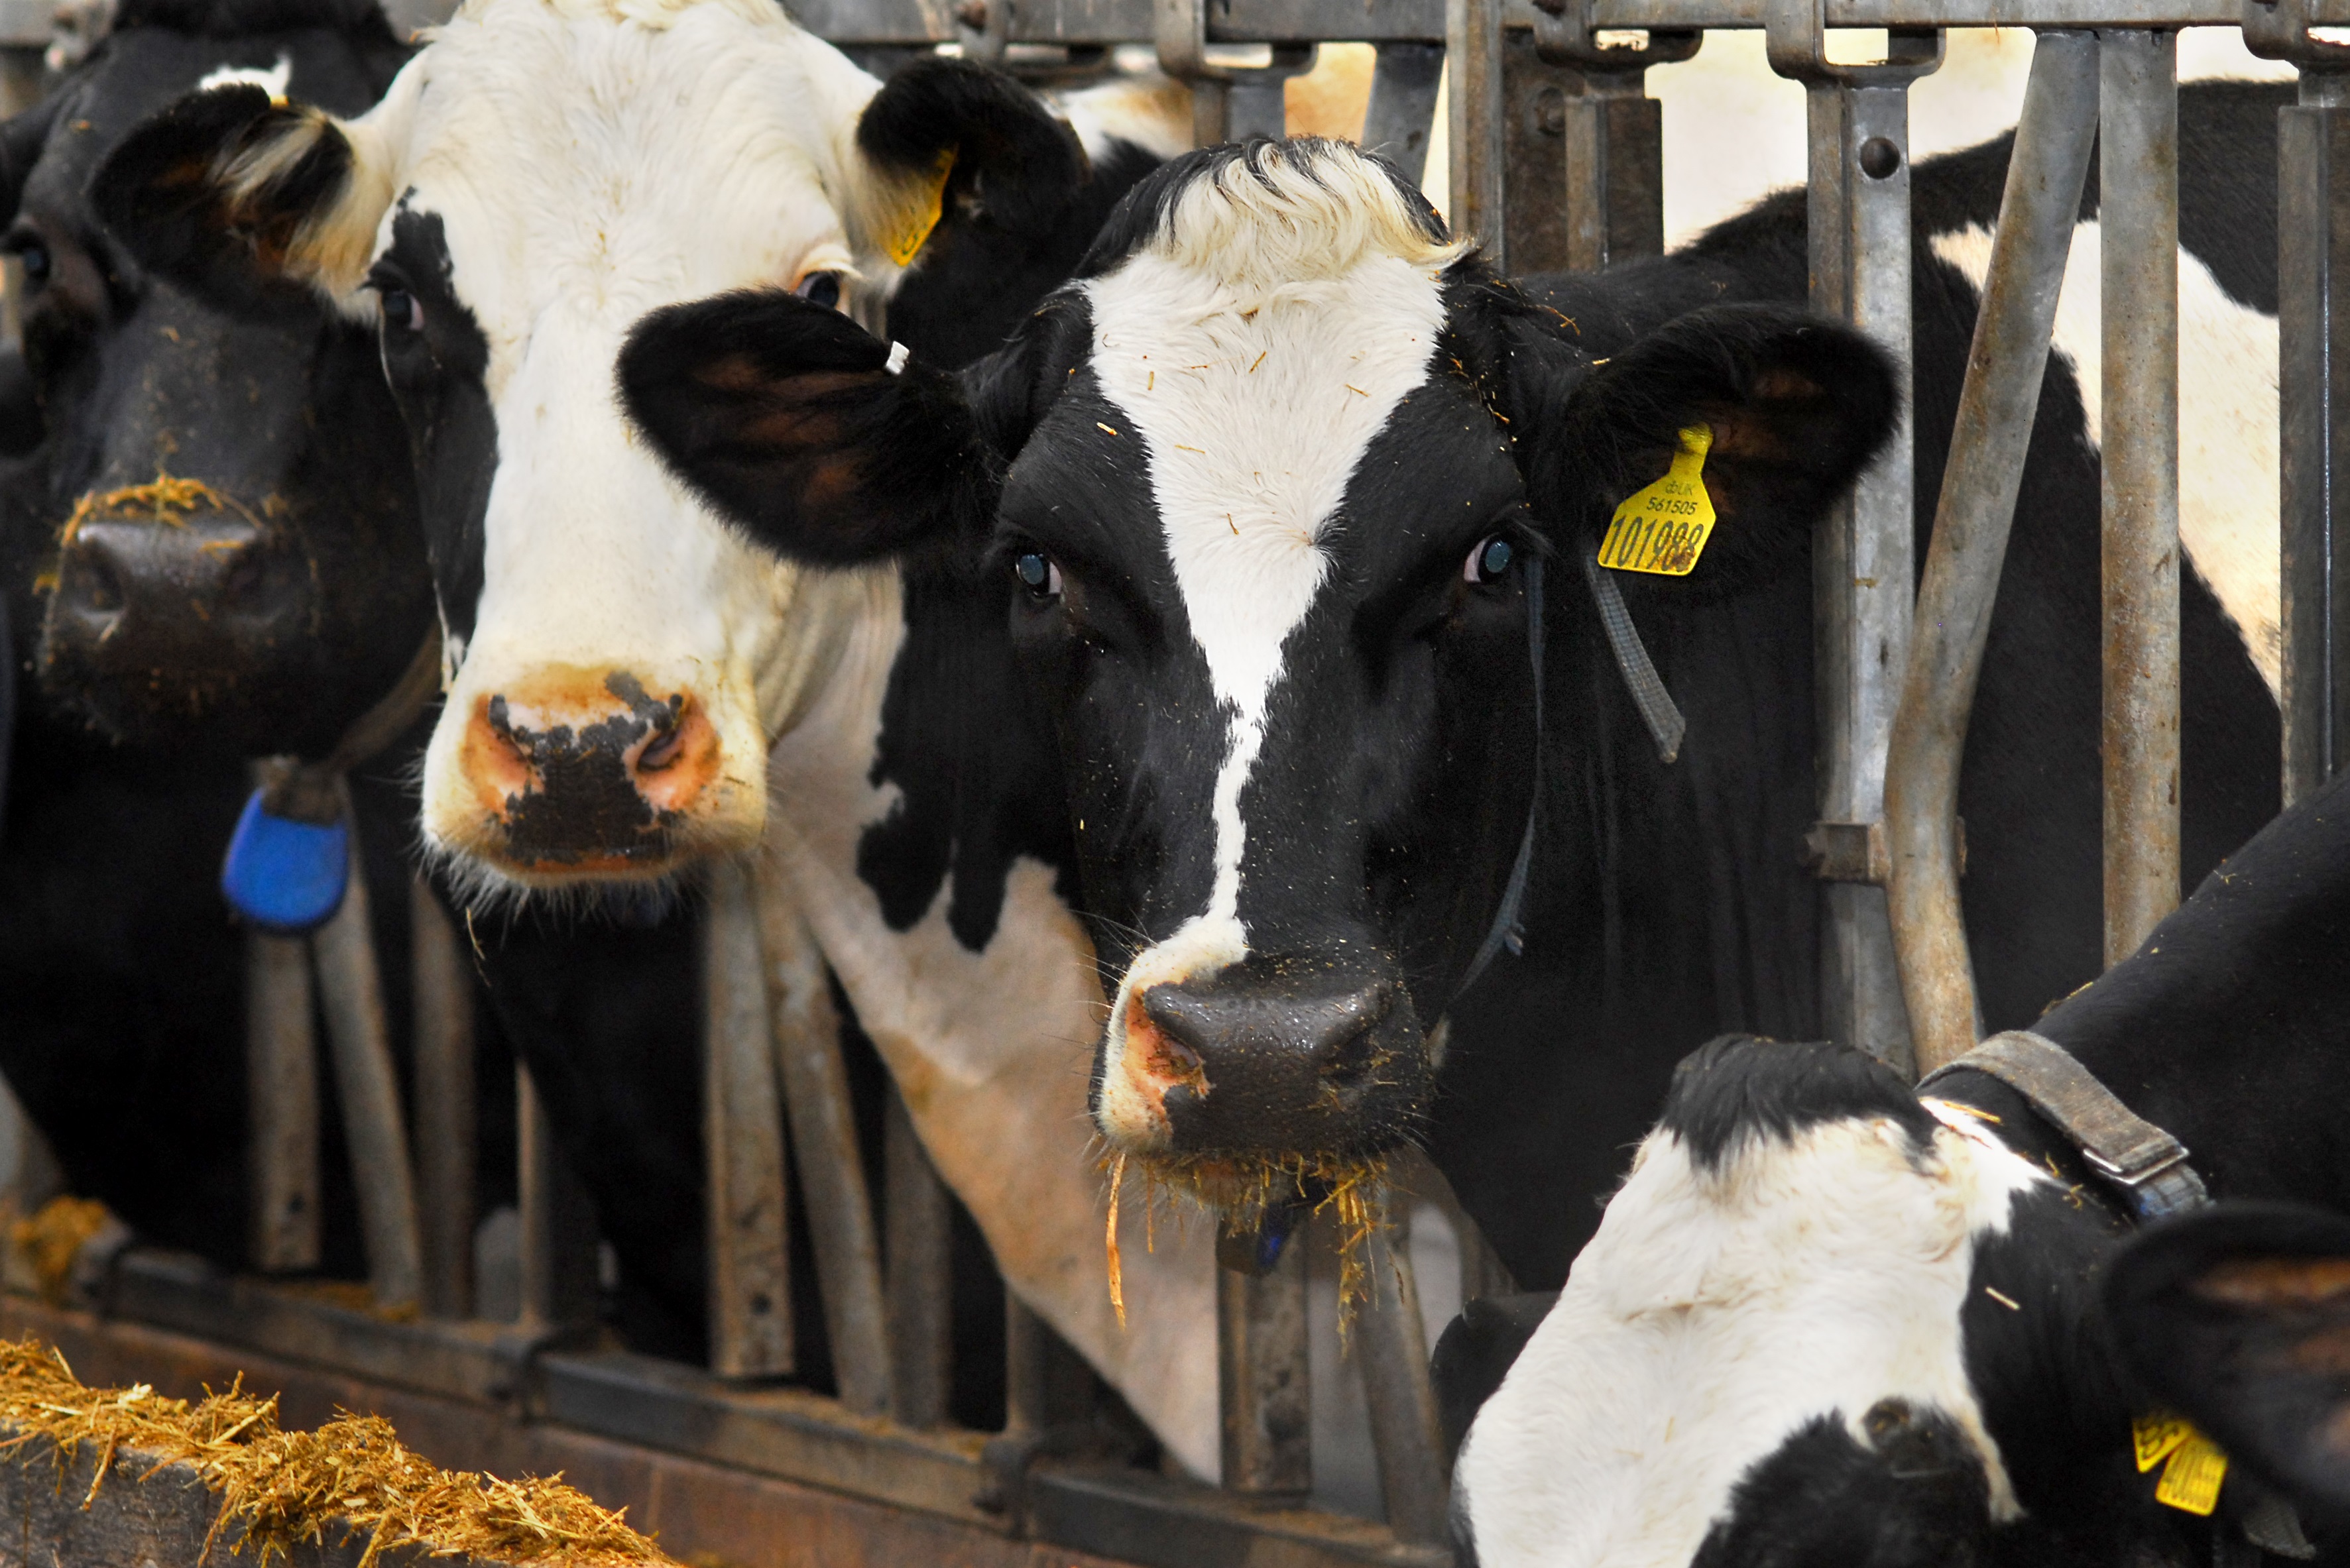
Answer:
[1458, 550, 1544, 994]
[1919, 1029, 2210, 1222]
[1581, 545, 1686, 766]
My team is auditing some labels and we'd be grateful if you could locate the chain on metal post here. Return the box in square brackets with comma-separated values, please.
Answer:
[1767, 0, 1940, 1076]
[2249, 0, 2350, 807]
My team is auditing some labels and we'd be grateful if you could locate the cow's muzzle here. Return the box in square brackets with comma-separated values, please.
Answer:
[449, 667, 727, 878]
[1102, 957, 1434, 1166]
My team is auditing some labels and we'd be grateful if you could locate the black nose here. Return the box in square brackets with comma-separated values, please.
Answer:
[1136, 969, 1429, 1154]
[48, 503, 297, 667]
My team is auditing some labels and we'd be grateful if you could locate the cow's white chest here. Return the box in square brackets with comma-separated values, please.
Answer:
[1928, 220, 2282, 696]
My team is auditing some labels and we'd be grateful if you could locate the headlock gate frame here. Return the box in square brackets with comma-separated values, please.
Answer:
[0, 0, 2337, 1563]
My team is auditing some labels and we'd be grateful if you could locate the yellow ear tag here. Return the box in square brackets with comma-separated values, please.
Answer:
[2132, 1411, 2194, 1473]
[1597, 423, 1717, 576]
[2153, 1429, 2229, 1516]
[885, 148, 957, 268]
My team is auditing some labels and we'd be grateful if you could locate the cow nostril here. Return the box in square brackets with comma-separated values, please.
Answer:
[638, 723, 685, 773]
[1320, 1024, 1380, 1090]
[70, 551, 123, 614]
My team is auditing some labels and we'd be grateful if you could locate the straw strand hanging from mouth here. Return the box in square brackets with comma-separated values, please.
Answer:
[1106, 1150, 1128, 1329]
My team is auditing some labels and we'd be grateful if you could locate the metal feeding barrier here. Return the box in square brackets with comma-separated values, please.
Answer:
[7, 0, 2341, 1563]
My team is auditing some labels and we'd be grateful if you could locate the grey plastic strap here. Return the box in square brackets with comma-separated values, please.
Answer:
[1459, 551, 1543, 995]
[1580, 547, 1686, 765]
[1919, 1029, 2209, 1221]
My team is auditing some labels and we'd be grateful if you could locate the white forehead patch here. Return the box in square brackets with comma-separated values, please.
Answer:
[1454, 1113, 2046, 1568]
[200, 54, 292, 101]
[1081, 148, 1456, 951]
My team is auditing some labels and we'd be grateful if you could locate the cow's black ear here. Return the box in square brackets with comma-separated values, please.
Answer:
[1525, 303, 1898, 593]
[2105, 1202, 2350, 1524]
[856, 57, 1086, 246]
[618, 288, 992, 565]
[93, 85, 379, 314]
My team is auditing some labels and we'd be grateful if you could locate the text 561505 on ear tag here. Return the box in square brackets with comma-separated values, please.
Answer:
[1598, 423, 1716, 575]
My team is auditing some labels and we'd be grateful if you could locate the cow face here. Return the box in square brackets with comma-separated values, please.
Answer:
[620, 140, 1895, 1205]
[1, 14, 430, 758]
[91, 0, 1079, 891]
[1450, 1035, 2194, 1568]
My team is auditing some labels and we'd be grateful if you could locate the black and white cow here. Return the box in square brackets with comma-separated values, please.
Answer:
[619, 92, 2286, 1288]
[0, 0, 438, 1269]
[89, 4, 1230, 1470]
[1446, 761, 2350, 1567]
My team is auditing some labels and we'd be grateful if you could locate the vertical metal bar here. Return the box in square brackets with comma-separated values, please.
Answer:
[1800, 76, 1928, 1072]
[518, 1060, 600, 1327]
[1363, 41, 1446, 187]
[310, 823, 422, 1312]
[245, 929, 320, 1272]
[1356, 1204, 1448, 1546]
[2278, 70, 2350, 807]
[0, 1069, 58, 1228]
[1217, 1246, 1311, 1494]
[1887, 31, 2101, 1076]
[1499, 28, 1578, 273]
[884, 1087, 952, 1428]
[1560, 72, 1667, 273]
[1004, 1287, 1050, 1435]
[410, 880, 475, 1319]
[751, 859, 892, 1417]
[703, 858, 793, 1378]
[2098, 28, 2182, 967]
[1447, 0, 1507, 264]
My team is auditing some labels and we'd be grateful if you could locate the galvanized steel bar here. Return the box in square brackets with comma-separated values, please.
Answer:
[518, 1060, 601, 1327]
[883, 1088, 953, 1429]
[2268, 38, 2350, 803]
[2097, 28, 2182, 967]
[1216, 1243, 1312, 1493]
[752, 863, 892, 1417]
[1362, 41, 1446, 185]
[1003, 1287, 1051, 1435]
[703, 858, 793, 1379]
[1886, 30, 2099, 1075]
[1767, 1, 1938, 1073]
[410, 881, 476, 1319]
[1355, 1203, 1447, 1547]
[310, 821, 422, 1312]
[245, 929, 320, 1272]
[1448, 0, 1509, 262]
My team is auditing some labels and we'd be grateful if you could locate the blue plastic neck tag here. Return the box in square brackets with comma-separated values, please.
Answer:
[221, 787, 350, 934]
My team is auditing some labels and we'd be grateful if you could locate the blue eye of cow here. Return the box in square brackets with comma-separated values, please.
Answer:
[1466, 535, 1515, 584]
[15, 241, 49, 287]
[795, 271, 844, 310]
[1014, 551, 1062, 600]
[378, 288, 424, 334]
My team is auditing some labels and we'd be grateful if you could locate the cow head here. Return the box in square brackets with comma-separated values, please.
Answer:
[1448, 1035, 2215, 1568]
[618, 140, 1895, 1207]
[1, 1, 429, 758]
[91, 0, 1080, 891]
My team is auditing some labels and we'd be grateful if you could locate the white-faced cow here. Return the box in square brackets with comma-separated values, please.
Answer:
[89, 1, 1230, 1473]
[1447, 760, 2350, 1567]
[621, 91, 2286, 1290]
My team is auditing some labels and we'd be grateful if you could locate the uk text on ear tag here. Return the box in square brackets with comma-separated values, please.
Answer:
[1598, 423, 1716, 576]
[221, 787, 350, 934]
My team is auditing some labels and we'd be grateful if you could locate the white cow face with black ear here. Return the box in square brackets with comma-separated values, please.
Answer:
[1454, 1038, 2049, 1568]
[93, 0, 1077, 896]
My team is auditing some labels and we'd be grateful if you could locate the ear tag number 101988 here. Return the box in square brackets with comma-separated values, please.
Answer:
[1598, 424, 1716, 575]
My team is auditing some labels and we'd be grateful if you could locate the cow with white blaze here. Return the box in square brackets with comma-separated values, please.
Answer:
[623, 92, 2286, 1288]
[91, 2, 1235, 1472]
[1449, 763, 2350, 1567]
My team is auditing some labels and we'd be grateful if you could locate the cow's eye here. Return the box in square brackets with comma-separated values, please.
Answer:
[14, 240, 50, 288]
[377, 288, 424, 335]
[794, 271, 844, 310]
[1014, 550, 1062, 601]
[1464, 534, 1515, 584]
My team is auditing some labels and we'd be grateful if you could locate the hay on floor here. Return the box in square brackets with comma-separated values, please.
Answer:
[0, 1336, 674, 1567]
